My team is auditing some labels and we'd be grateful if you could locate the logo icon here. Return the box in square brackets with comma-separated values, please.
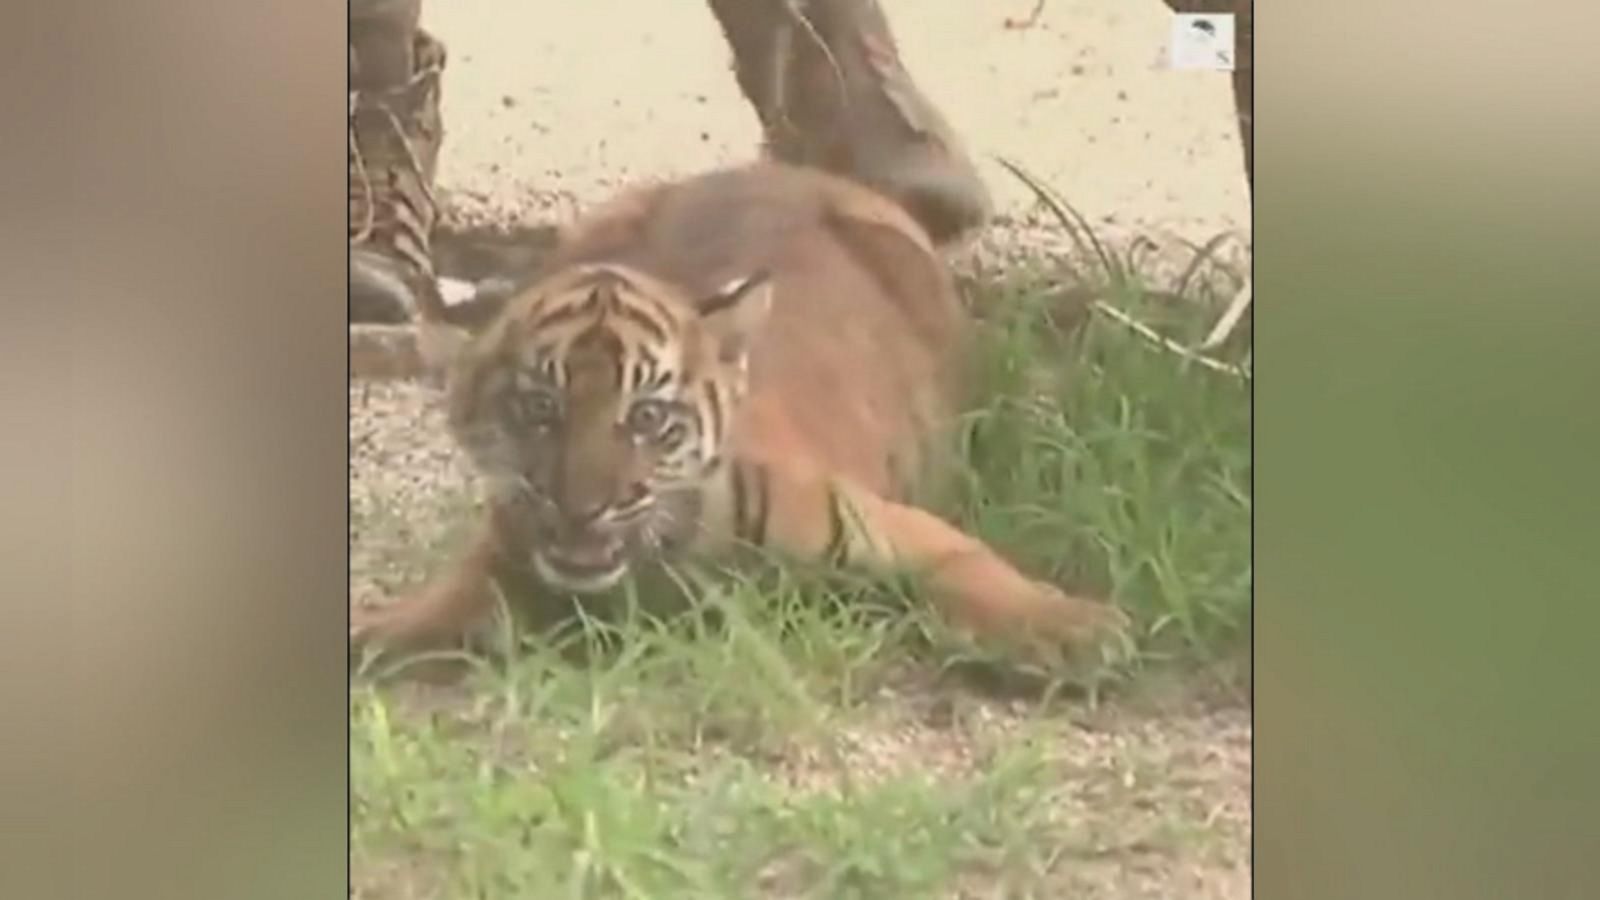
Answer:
[1169, 13, 1235, 72]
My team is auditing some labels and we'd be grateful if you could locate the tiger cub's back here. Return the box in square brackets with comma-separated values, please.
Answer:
[542, 163, 970, 498]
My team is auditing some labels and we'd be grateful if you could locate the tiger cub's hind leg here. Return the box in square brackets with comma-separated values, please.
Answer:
[744, 462, 1131, 667]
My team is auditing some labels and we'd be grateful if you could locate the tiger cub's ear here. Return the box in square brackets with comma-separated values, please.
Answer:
[698, 271, 773, 363]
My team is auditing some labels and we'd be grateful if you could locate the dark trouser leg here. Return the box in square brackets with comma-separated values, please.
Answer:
[705, 0, 993, 244]
[1232, 4, 1252, 191]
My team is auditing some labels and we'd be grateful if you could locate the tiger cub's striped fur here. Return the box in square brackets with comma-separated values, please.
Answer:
[352, 163, 1126, 664]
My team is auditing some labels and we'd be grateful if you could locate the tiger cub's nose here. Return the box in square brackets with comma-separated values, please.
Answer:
[612, 483, 652, 518]
[556, 500, 608, 531]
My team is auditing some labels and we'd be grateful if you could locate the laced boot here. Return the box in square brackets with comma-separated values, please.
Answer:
[349, 0, 447, 323]
[705, 0, 992, 244]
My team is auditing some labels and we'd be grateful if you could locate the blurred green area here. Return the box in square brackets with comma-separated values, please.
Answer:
[1259, 1, 1600, 897]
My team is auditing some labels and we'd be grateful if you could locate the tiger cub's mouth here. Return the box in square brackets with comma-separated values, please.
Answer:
[532, 535, 629, 594]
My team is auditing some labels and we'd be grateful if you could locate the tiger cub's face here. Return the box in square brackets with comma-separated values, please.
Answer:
[451, 266, 771, 593]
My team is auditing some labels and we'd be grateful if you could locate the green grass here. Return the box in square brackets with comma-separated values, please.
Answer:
[951, 270, 1252, 659]
[351, 260, 1252, 898]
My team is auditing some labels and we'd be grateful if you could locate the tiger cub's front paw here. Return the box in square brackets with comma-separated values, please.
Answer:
[1024, 581, 1136, 671]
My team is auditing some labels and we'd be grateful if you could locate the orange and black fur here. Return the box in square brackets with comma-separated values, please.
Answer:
[351, 163, 1125, 663]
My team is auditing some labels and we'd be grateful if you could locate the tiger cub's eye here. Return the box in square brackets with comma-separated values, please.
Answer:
[624, 399, 671, 439]
[512, 390, 561, 431]
[659, 422, 687, 450]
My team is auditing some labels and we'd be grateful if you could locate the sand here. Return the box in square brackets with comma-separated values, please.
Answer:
[418, 0, 1250, 247]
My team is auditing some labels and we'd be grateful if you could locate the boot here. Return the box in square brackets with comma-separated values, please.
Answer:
[349, 0, 447, 323]
[705, 0, 992, 244]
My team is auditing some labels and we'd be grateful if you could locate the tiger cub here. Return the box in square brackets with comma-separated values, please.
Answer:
[351, 163, 1127, 665]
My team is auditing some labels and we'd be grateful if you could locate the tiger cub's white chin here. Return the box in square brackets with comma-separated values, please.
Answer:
[532, 552, 629, 594]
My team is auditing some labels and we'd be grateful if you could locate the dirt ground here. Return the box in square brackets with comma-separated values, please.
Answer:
[420, 0, 1251, 251]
